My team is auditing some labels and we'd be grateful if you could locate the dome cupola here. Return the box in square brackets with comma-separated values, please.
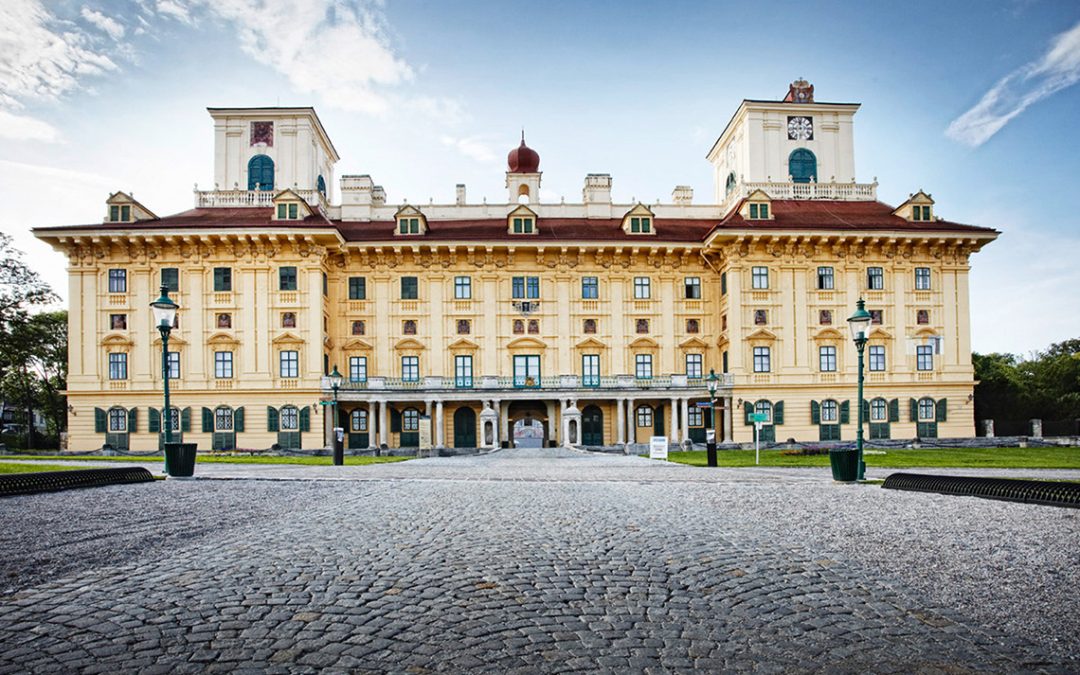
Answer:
[507, 132, 540, 174]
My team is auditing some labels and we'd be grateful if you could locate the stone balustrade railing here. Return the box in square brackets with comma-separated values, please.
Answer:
[720, 179, 879, 214]
[194, 188, 329, 216]
[323, 373, 734, 393]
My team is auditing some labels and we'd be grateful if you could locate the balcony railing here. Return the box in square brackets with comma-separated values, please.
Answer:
[720, 178, 879, 215]
[193, 187, 329, 217]
[326, 372, 734, 392]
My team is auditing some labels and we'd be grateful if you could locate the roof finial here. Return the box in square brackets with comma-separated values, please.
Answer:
[521, 128, 525, 144]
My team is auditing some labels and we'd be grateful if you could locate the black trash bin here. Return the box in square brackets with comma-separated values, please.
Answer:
[164, 442, 197, 477]
[829, 448, 859, 482]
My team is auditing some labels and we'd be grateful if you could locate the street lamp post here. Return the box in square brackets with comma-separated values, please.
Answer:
[150, 285, 179, 474]
[706, 369, 719, 468]
[329, 365, 344, 466]
[847, 298, 872, 481]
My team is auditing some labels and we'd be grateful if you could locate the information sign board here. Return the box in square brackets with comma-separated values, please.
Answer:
[649, 436, 669, 460]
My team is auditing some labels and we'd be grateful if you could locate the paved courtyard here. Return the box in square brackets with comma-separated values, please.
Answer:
[0, 450, 1077, 673]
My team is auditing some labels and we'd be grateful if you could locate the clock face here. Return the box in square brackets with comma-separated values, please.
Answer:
[787, 116, 813, 141]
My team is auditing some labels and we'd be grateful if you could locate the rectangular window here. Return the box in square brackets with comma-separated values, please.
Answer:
[915, 267, 931, 290]
[161, 268, 179, 292]
[582, 277, 598, 299]
[720, 272, 727, 295]
[277, 203, 287, 220]
[635, 354, 653, 380]
[455, 355, 473, 388]
[399, 217, 420, 234]
[637, 406, 653, 427]
[819, 346, 837, 372]
[753, 346, 771, 373]
[213, 267, 232, 292]
[454, 276, 472, 299]
[722, 350, 729, 373]
[582, 354, 600, 387]
[685, 353, 703, 379]
[867, 267, 884, 290]
[279, 350, 298, 378]
[349, 356, 367, 382]
[401, 356, 419, 382]
[511, 276, 539, 299]
[821, 400, 838, 423]
[214, 351, 233, 379]
[688, 408, 703, 427]
[215, 407, 233, 431]
[868, 345, 886, 372]
[401, 276, 418, 299]
[108, 269, 127, 293]
[817, 266, 834, 290]
[917, 345, 934, 371]
[288, 203, 298, 220]
[109, 204, 120, 222]
[633, 277, 651, 299]
[348, 277, 366, 300]
[108, 353, 127, 380]
[279, 267, 297, 291]
[749, 203, 758, 219]
[512, 355, 541, 387]
[760, 203, 769, 219]
[752, 266, 769, 289]
[166, 351, 180, 379]
[684, 277, 701, 299]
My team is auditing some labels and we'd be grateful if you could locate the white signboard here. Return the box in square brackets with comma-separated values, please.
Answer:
[418, 416, 432, 450]
[649, 436, 669, 460]
[706, 429, 715, 444]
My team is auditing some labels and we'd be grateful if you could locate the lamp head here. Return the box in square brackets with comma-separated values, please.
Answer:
[847, 298, 872, 344]
[329, 365, 344, 389]
[149, 285, 179, 330]
[706, 368, 718, 394]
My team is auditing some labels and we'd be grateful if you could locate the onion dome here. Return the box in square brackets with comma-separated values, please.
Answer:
[507, 132, 540, 173]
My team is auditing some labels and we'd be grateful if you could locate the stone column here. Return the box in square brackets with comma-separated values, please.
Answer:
[499, 400, 510, 446]
[616, 398, 626, 446]
[435, 400, 445, 448]
[368, 401, 378, 449]
[546, 400, 559, 446]
[1030, 419, 1042, 438]
[669, 398, 680, 445]
[982, 419, 994, 438]
[324, 402, 334, 450]
[723, 396, 734, 443]
[378, 400, 389, 447]
[626, 398, 636, 446]
[681, 397, 691, 445]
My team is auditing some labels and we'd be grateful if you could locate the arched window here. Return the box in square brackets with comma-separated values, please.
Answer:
[725, 172, 737, 196]
[821, 399, 838, 423]
[317, 175, 326, 196]
[870, 398, 888, 422]
[788, 149, 817, 184]
[108, 407, 127, 431]
[248, 155, 274, 191]
[754, 400, 773, 423]
[215, 406, 234, 431]
[280, 405, 299, 430]
[918, 398, 935, 421]
[351, 409, 367, 432]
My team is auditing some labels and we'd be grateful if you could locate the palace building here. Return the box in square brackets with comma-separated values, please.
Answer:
[34, 80, 997, 453]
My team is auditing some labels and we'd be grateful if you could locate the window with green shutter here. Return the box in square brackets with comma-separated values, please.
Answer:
[279, 267, 297, 291]
[401, 276, 418, 299]
[267, 406, 279, 432]
[181, 407, 191, 433]
[299, 407, 310, 432]
[234, 407, 245, 433]
[127, 408, 137, 433]
[202, 407, 214, 433]
[149, 408, 161, 433]
[348, 277, 366, 300]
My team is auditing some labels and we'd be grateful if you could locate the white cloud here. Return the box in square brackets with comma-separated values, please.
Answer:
[441, 135, 499, 163]
[0, 158, 118, 186]
[0, 110, 61, 142]
[947, 19, 1080, 147]
[159, 0, 414, 114]
[80, 7, 125, 40]
[0, 0, 119, 109]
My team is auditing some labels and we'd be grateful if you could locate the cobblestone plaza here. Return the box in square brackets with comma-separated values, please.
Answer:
[1, 452, 1077, 673]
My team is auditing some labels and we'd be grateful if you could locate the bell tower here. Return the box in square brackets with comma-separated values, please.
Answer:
[505, 132, 541, 204]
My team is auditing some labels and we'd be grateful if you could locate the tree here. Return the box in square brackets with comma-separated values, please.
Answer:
[973, 339, 1080, 430]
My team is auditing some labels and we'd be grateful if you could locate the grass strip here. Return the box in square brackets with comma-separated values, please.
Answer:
[0, 454, 409, 466]
[663, 446, 1080, 469]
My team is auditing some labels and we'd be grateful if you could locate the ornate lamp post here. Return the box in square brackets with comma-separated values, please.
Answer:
[150, 285, 179, 473]
[706, 369, 719, 468]
[847, 298, 872, 481]
[329, 365, 344, 465]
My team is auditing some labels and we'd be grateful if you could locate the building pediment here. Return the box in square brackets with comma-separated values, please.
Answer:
[393, 337, 426, 351]
[812, 327, 844, 340]
[678, 336, 709, 349]
[870, 326, 894, 339]
[271, 331, 305, 345]
[574, 337, 607, 350]
[628, 336, 659, 349]
[911, 327, 937, 338]
[100, 333, 134, 347]
[342, 338, 374, 351]
[746, 327, 777, 341]
[207, 332, 239, 346]
[506, 336, 546, 350]
[152, 334, 188, 347]
[447, 337, 479, 351]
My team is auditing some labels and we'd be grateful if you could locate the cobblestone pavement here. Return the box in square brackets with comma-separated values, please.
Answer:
[1, 450, 1077, 673]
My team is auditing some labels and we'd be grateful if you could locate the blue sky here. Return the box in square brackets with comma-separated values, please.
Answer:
[2, 0, 1079, 355]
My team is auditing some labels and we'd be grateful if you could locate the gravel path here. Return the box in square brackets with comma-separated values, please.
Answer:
[0, 450, 1076, 672]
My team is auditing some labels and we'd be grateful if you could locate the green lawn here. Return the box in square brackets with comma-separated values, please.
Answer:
[664, 447, 1080, 469]
[0, 454, 409, 466]
[0, 462, 87, 474]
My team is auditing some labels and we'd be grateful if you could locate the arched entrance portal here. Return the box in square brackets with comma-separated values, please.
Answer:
[582, 405, 603, 446]
[508, 401, 549, 449]
[453, 407, 477, 448]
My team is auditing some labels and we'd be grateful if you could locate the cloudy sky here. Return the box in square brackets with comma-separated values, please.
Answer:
[2, 0, 1079, 356]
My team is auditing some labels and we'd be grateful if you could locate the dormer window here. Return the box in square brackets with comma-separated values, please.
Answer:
[399, 217, 421, 234]
[622, 204, 656, 235]
[894, 190, 935, 223]
[507, 204, 539, 235]
[512, 217, 534, 234]
[748, 203, 769, 219]
[109, 205, 131, 222]
[739, 189, 773, 221]
[911, 205, 931, 221]
[629, 216, 651, 233]
[104, 191, 156, 224]
[394, 205, 427, 236]
[277, 203, 301, 220]
[271, 189, 313, 221]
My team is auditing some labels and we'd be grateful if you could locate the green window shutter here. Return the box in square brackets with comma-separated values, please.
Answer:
[149, 408, 160, 433]
[810, 400, 820, 425]
[861, 399, 870, 421]
[267, 407, 279, 432]
[202, 407, 213, 433]
[840, 400, 850, 425]
[909, 398, 918, 423]
[888, 399, 900, 423]
[181, 407, 192, 433]
[936, 398, 947, 422]
[235, 407, 245, 433]
[743, 401, 753, 425]
[94, 408, 106, 433]
[391, 407, 402, 433]
[773, 401, 784, 425]
[127, 408, 137, 433]
[299, 406, 310, 432]
[720, 272, 727, 295]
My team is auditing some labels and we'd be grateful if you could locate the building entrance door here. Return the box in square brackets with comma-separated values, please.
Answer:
[454, 407, 477, 448]
[582, 405, 603, 446]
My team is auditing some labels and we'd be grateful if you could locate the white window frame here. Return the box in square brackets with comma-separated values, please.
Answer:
[401, 356, 419, 382]
[685, 353, 703, 379]
[754, 400, 772, 424]
[215, 406, 233, 431]
[819, 346, 837, 372]
[918, 398, 936, 421]
[753, 346, 770, 373]
[351, 409, 368, 432]
[635, 354, 653, 380]
[349, 356, 367, 383]
[916, 345, 934, 371]
[868, 345, 886, 372]
[751, 266, 769, 289]
[279, 350, 299, 378]
[280, 405, 299, 430]
[633, 277, 651, 299]
[915, 267, 931, 291]
[636, 405, 653, 427]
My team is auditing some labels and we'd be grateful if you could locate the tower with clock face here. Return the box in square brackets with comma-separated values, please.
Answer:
[706, 80, 860, 205]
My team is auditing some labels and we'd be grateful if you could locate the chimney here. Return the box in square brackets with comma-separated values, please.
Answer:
[672, 185, 693, 205]
[455, 184, 466, 206]
[372, 186, 386, 207]
[582, 173, 612, 218]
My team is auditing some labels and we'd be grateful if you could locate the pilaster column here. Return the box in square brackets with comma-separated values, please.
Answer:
[681, 397, 691, 444]
[324, 402, 334, 450]
[435, 400, 445, 448]
[368, 401, 377, 449]
[616, 398, 625, 445]
[379, 400, 389, 447]
[723, 396, 733, 443]
[626, 398, 636, 446]
[670, 398, 679, 444]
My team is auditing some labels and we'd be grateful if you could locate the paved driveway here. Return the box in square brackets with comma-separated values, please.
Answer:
[0, 449, 1076, 673]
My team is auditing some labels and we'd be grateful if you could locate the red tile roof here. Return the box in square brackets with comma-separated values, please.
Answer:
[33, 200, 997, 242]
